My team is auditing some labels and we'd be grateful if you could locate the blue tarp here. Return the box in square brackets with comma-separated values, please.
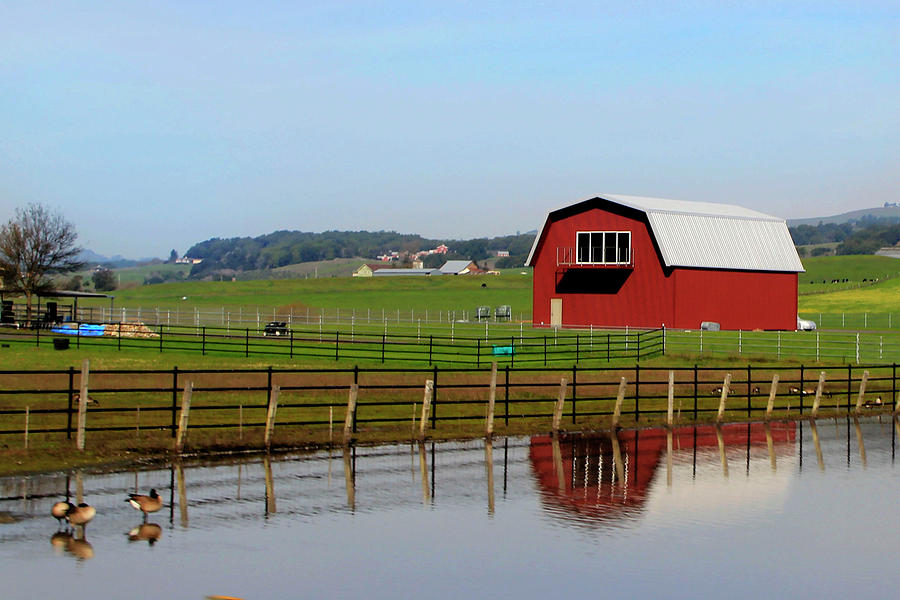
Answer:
[50, 324, 106, 337]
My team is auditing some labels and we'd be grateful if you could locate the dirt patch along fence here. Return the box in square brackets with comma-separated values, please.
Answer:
[1, 362, 897, 449]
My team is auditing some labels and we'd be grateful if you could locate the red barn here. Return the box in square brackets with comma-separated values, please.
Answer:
[526, 194, 804, 330]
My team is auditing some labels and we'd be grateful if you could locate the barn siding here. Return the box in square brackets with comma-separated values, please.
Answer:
[531, 201, 800, 330]
[532, 207, 676, 328]
[672, 268, 798, 330]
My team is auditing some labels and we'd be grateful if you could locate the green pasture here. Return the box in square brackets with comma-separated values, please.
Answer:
[799, 255, 900, 295]
[75, 269, 535, 317]
[63, 255, 898, 327]
[799, 276, 900, 314]
[66, 263, 192, 288]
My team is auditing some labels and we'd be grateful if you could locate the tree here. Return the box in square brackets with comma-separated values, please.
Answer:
[168, 249, 179, 263]
[62, 275, 83, 291]
[92, 268, 116, 291]
[0, 204, 83, 325]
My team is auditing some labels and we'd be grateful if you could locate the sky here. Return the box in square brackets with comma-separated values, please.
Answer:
[1, 1, 898, 258]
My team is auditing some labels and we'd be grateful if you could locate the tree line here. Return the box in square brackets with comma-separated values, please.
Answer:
[185, 230, 536, 278]
[790, 216, 900, 256]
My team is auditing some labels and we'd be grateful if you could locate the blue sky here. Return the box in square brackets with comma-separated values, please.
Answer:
[1, 1, 898, 257]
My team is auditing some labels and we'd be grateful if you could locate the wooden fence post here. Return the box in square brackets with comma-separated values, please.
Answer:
[343, 384, 359, 444]
[612, 377, 627, 428]
[419, 380, 434, 440]
[76, 359, 89, 451]
[666, 370, 675, 426]
[485, 362, 498, 437]
[855, 370, 870, 414]
[66, 366, 74, 440]
[552, 378, 568, 433]
[264, 384, 280, 449]
[716, 373, 731, 423]
[766, 374, 780, 420]
[810, 371, 826, 418]
[174, 381, 192, 452]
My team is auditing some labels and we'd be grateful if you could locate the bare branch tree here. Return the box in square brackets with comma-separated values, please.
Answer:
[0, 204, 83, 325]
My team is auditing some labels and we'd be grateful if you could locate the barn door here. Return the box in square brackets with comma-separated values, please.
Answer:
[550, 298, 562, 328]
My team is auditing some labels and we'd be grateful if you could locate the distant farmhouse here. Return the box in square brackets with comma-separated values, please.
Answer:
[355, 258, 484, 277]
[376, 244, 450, 264]
[526, 194, 803, 330]
[174, 256, 203, 265]
[439, 260, 480, 275]
[353, 263, 386, 277]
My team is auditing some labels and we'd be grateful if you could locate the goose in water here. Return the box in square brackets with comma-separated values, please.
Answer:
[127, 489, 163, 520]
[65, 503, 96, 533]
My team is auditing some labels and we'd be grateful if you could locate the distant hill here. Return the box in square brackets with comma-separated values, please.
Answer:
[77, 249, 161, 268]
[183, 230, 536, 280]
[788, 205, 900, 227]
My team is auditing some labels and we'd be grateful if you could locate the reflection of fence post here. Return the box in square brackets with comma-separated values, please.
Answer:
[485, 362, 498, 437]
[343, 384, 358, 444]
[76, 359, 89, 451]
[552, 378, 568, 433]
[716, 373, 731, 423]
[855, 370, 870, 414]
[419, 380, 434, 440]
[264, 384, 280, 449]
[612, 377, 627, 428]
[810, 371, 826, 418]
[175, 381, 192, 452]
[766, 374, 780, 420]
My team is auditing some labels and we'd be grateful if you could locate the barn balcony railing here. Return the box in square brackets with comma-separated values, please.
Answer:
[556, 247, 635, 269]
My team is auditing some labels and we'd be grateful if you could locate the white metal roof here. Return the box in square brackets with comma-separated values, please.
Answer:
[525, 194, 804, 272]
[439, 260, 475, 274]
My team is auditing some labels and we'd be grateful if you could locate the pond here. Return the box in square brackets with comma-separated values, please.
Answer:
[2, 418, 899, 599]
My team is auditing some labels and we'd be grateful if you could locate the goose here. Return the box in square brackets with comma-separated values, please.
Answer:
[65, 503, 96, 532]
[864, 396, 884, 408]
[127, 489, 163, 519]
[51, 501, 74, 527]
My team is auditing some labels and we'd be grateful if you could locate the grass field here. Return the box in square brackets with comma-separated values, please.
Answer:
[799, 255, 900, 294]
[62, 255, 898, 321]
[73, 269, 535, 319]
[7, 255, 900, 476]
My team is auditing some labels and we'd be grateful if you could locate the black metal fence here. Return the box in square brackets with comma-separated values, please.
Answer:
[1, 323, 665, 366]
[1, 362, 896, 441]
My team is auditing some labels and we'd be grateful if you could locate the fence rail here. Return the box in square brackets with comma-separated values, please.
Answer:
[6, 299, 900, 332]
[665, 328, 900, 363]
[0, 322, 664, 366]
[1, 363, 896, 444]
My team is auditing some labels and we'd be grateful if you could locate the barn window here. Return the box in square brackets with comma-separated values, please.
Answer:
[576, 231, 631, 264]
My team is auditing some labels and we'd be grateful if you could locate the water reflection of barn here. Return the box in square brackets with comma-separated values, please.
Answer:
[529, 423, 796, 526]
